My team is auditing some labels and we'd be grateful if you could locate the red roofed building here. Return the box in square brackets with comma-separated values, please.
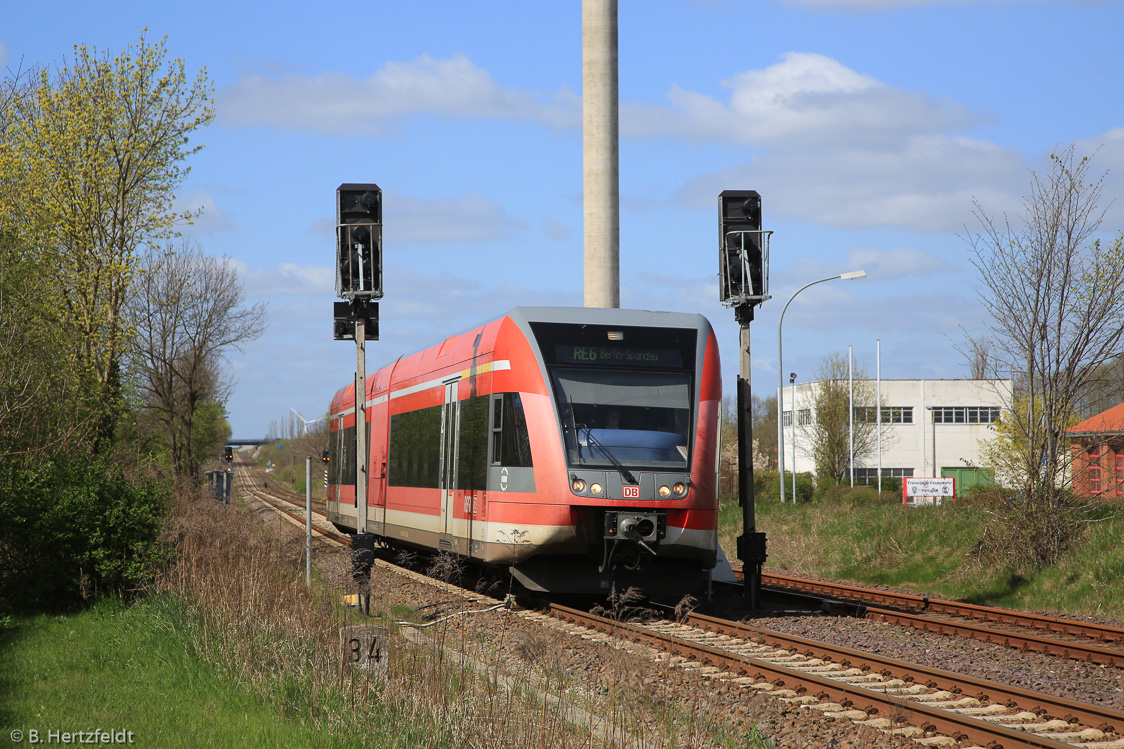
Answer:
[1068, 403, 1124, 499]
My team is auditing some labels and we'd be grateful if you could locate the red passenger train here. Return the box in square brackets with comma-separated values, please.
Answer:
[327, 306, 721, 597]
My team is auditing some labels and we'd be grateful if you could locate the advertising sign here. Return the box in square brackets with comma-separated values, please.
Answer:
[902, 477, 956, 506]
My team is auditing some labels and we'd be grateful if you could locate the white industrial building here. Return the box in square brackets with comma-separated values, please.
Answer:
[781, 379, 1013, 494]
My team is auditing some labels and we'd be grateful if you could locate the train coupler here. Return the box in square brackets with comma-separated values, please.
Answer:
[600, 511, 667, 571]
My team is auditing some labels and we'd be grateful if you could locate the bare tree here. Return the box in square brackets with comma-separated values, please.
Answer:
[966, 145, 1124, 566]
[801, 352, 879, 486]
[966, 335, 994, 380]
[127, 240, 267, 477]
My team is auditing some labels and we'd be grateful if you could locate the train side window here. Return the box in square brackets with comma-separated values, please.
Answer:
[388, 406, 442, 488]
[491, 396, 504, 465]
[332, 424, 355, 486]
[457, 395, 489, 492]
[492, 392, 533, 468]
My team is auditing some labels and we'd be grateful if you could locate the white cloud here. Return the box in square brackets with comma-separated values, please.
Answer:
[386, 192, 528, 244]
[623, 52, 979, 148]
[784, 0, 977, 10]
[304, 190, 529, 246]
[217, 54, 580, 134]
[1074, 128, 1124, 228]
[236, 260, 334, 298]
[176, 191, 233, 233]
[846, 247, 950, 278]
[542, 217, 571, 239]
[678, 135, 1026, 232]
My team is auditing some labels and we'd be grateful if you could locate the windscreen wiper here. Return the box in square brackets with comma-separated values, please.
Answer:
[581, 426, 638, 486]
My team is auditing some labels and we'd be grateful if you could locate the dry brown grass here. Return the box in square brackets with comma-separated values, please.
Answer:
[156, 487, 759, 747]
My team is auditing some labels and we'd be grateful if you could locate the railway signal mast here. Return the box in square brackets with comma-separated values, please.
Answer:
[334, 183, 383, 616]
[718, 190, 772, 610]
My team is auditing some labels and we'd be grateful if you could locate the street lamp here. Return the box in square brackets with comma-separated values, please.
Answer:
[925, 405, 937, 478]
[789, 372, 797, 502]
[777, 270, 867, 503]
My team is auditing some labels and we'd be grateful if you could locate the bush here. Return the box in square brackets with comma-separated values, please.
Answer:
[0, 452, 172, 607]
[753, 470, 815, 502]
[818, 484, 898, 505]
[969, 486, 1087, 572]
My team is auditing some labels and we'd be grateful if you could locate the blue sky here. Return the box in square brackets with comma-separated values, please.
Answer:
[4, 0, 1122, 439]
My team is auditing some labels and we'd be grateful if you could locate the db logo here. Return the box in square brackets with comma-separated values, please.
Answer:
[622, 485, 640, 499]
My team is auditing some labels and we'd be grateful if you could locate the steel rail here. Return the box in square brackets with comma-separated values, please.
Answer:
[763, 571, 1124, 649]
[862, 607, 1124, 669]
[232, 464, 351, 547]
[549, 604, 1104, 749]
[681, 610, 1124, 734]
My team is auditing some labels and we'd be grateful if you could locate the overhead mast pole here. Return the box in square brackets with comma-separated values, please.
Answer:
[582, 0, 620, 309]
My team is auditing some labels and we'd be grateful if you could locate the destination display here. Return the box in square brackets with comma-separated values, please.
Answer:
[554, 344, 683, 368]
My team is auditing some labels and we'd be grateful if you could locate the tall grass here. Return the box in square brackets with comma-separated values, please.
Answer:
[0, 595, 357, 748]
[155, 487, 773, 747]
[730, 491, 1124, 620]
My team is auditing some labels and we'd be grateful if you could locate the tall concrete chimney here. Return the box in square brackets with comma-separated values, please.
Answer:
[582, 0, 620, 308]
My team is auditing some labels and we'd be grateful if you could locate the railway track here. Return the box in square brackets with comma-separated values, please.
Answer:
[761, 571, 1124, 668]
[550, 604, 1124, 749]
[235, 457, 1124, 674]
[230, 460, 349, 546]
[230, 460, 1124, 746]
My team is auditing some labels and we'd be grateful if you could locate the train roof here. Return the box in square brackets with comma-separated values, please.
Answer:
[329, 306, 716, 412]
[506, 306, 712, 330]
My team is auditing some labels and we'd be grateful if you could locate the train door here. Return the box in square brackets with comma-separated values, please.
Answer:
[439, 380, 460, 540]
[326, 415, 343, 520]
[368, 395, 388, 535]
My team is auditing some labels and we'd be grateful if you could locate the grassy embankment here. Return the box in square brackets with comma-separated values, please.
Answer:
[719, 491, 1124, 620]
[2, 487, 771, 749]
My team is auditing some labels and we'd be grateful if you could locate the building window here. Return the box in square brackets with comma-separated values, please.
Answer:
[932, 406, 1001, 424]
[1116, 454, 1123, 498]
[853, 467, 913, 486]
[854, 406, 913, 424]
[783, 409, 811, 427]
[886, 407, 913, 424]
[1088, 445, 1104, 495]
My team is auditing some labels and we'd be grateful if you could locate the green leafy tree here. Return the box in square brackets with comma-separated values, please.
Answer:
[967, 146, 1124, 567]
[0, 228, 93, 457]
[0, 451, 171, 605]
[801, 352, 879, 486]
[0, 33, 214, 448]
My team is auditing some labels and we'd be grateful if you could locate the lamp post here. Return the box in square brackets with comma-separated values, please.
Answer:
[926, 406, 937, 477]
[789, 372, 797, 502]
[777, 270, 867, 503]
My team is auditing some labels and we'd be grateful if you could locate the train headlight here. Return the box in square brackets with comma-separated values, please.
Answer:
[590, 483, 603, 495]
[672, 482, 687, 496]
[658, 485, 671, 498]
[572, 478, 587, 493]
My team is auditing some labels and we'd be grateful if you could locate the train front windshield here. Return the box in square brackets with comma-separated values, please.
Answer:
[531, 322, 698, 471]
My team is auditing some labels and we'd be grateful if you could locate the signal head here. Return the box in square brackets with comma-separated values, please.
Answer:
[336, 183, 383, 300]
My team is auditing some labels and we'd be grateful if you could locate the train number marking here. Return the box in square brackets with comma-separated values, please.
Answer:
[500, 467, 509, 491]
[341, 625, 389, 679]
[622, 485, 640, 499]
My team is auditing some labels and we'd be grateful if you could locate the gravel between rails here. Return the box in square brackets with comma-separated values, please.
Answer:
[249, 494, 1123, 747]
[754, 612, 1124, 712]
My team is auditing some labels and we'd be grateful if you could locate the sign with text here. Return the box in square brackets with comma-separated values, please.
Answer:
[340, 625, 389, 679]
[903, 477, 956, 505]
